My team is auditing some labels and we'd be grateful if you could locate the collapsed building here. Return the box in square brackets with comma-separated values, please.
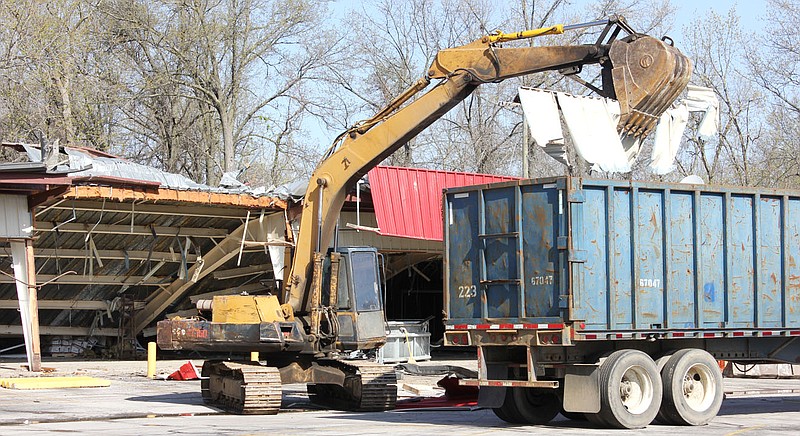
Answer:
[0, 142, 513, 369]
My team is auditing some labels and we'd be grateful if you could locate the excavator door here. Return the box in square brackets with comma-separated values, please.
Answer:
[330, 247, 387, 350]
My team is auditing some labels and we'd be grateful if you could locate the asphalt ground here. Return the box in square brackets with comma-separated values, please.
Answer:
[0, 354, 799, 434]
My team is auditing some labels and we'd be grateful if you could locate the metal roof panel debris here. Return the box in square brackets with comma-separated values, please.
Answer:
[1, 142, 296, 200]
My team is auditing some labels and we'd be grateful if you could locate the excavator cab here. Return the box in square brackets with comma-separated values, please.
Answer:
[322, 247, 387, 351]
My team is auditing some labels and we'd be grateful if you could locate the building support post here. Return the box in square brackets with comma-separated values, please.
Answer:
[26, 239, 41, 371]
[10, 240, 42, 371]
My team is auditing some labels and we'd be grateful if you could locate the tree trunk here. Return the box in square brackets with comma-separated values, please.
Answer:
[52, 74, 76, 145]
[220, 107, 235, 173]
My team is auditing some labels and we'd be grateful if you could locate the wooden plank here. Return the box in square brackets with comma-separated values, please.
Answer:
[35, 222, 229, 238]
[43, 200, 252, 218]
[25, 240, 41, 372]
[61, 185, 287, 209]
[0, 325, 119, 336]
[0, 274, 166, 286]
[0, 300, 110, 310]
[13, 248, 197, 262]
[213, 264, 272, 280]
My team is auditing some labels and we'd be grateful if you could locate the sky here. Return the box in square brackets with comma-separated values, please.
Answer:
[312, 0, 767, 151]
[332, 0, 767, 32]
[668, 0, 765, 40]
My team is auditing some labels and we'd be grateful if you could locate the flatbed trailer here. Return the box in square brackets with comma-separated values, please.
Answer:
[442, 177, 800, 428]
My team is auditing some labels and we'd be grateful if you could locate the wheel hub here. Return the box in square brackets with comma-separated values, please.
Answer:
[618, 365, 653, 415]
[683, 376, 695, 394]
[620, 380, 633, 398]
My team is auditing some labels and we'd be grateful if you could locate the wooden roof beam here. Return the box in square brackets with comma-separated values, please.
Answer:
[4, 248, 198, 263]
[0, 325, 118, 337]
[39, 200, 256, 219]
[0, 274, 167, 286]
[212, 264, 272, 280]
[35, 222, 229, 238]
[0, 300, 110, 310]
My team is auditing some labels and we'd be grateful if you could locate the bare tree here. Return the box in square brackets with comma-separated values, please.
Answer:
[319, 0, 679, 178]
[0, 0, 117, 148]
[747, 0, 800, 187]
[4, 0, 785, 192]
[675, 8, 766, 185]
[101, 0, 335, 185]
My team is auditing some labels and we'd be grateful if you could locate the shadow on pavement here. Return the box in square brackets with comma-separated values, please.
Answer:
[309, 394, 800, 429]
[718, 395, 800, 416]
[125, 392, 204, 405]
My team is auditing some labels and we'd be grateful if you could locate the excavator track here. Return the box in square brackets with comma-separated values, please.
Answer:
[201, 361, 282, 414]
[308, 360, 397, 411]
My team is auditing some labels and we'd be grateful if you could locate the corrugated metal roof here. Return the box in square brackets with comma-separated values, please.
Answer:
[0, 142, 296, 199]
[367, 166, 521, 241]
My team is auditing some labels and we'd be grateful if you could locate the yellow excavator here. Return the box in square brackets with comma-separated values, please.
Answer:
[156, 15, 692, 414]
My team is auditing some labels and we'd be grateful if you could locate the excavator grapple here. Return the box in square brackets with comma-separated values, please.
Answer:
[607, 35, 693, 138]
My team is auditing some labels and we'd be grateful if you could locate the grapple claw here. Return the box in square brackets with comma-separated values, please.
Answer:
[605, 35, 693, 138]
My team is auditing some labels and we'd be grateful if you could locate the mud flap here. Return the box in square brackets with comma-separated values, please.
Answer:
[476, 365, 507, 408]
[562, 364, 601, 413]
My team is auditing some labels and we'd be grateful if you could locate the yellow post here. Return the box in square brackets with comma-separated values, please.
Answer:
[250, 351, 259, 362]
[147, 342, 157, 378]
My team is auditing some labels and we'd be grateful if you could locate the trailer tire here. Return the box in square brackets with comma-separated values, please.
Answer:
[597, 349, 662, 429]
[510, 388, 560, 424]
[559, 409, 587, 421]
[658, 349, 723, 426]
[586, 411, 610, 427]
[492, 387, 526, 424]
[654, 351, 676, 423]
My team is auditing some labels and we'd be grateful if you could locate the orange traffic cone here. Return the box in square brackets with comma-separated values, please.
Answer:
[167, 361, 199, 380]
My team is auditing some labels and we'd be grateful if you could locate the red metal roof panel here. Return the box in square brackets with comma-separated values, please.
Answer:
[367, 166, 521, 241]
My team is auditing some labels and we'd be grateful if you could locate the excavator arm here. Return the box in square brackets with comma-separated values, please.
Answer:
[285, 16, 692, 315]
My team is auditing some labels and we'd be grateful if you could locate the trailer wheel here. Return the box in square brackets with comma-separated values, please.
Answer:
[510, 388, 560, 424]
[492, 388, 526, 424]
[597, 349, 662, 429]
[654, 351, 676, 423]
[585, 411, 610, 427]
[559, 409, 587, 421]
[658, 349, 723, 426]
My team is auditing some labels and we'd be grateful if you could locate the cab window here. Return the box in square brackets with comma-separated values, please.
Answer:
[350, 251, 380, 312]
[336, 257, 351, 309]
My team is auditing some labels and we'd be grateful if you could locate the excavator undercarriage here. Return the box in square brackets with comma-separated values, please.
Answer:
[306, 360, 398, 411]
[201, 361, 283, 414]
[199, 357, 397, 414]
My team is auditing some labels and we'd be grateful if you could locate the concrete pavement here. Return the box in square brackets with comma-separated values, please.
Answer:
[0, 357, 799, 433]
